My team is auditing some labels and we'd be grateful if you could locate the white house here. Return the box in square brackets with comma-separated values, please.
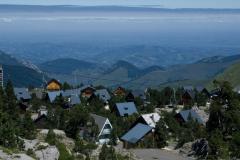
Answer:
[90, 114, 113, 144]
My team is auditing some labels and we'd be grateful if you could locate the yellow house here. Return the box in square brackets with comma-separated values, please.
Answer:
[46, 79, 61, 91]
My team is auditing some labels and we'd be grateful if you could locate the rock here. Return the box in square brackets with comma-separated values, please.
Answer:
[23, 139, 39, 151]
[179, 139, 209, 159]
[0, 150, 34, 160]
[35, 146, 60, 160]
[39, 129, 66, 137]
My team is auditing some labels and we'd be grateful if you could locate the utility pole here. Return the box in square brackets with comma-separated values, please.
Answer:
[0, 65, 3, 88]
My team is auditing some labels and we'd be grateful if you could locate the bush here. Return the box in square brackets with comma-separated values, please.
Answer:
[45, 129, 56, 145]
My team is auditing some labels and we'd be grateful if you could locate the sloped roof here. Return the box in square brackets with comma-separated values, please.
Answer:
[115, 102, 138, 116]
[14, 88, 31, 100]
[90, 114, 108, 131]
[95, 89, 111, 102]
[195, 86, 204, 92]
[47, 91, 62, 103]
[184, 86, 194, 91]
[47, 79, 61, 86]
[141, 113, 160, 128]
[132, 90, 146, 99]
[184, 90, 196, 99]
[121, 123, 152, 144]
[69, 95, 81, 105]
[179, 109, 204, 125]
[62, 88, 81, 97]
[80, 85, 95, 92]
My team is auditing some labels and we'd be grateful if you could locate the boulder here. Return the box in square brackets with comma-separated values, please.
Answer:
[35, 146, 60, 160]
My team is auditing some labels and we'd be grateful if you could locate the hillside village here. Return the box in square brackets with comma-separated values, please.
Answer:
[1, 65, 240, 160]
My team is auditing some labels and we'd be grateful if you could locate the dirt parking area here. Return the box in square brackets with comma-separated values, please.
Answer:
[130, 149, 193, 160]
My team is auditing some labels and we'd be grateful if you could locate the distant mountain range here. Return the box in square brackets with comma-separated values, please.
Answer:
[37, 54, 240, 89]
[1, 49, 240, 89]
[0, 51, 45, 87]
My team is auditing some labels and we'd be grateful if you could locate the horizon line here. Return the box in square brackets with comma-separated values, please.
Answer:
[0, 4, 240, 10]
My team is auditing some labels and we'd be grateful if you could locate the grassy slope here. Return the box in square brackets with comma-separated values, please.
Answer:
[214, 60, 240, 87]
[3, 65, 43, 87]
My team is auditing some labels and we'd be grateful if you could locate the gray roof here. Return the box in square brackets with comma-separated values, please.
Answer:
[14, 88, 31, 100]
[47, 91, 62, 103]
[90, 114, 108, 131]
[62, 88, 81, 97]
[121, 123, 152, 144]
[195, 86, 204, 92]
[115, 102, 138, 116]
[179, 109, 204, 125]
[69, 95, 81, 105]
[184, 86, 194, 91]
[132, 90, 146, 99]
[95, 89, 111, 102]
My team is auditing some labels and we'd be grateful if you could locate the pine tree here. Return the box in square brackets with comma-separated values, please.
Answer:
[4, 80, 18, 118]
[20, 112, 36, 140]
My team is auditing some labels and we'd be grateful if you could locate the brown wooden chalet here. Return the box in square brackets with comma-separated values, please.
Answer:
[46, 79, 61, 91]
[81, 85, 96, 98]
[182, 90, 195, 105]
[125, 92, 135, 102]
[113, 86, 126, 97]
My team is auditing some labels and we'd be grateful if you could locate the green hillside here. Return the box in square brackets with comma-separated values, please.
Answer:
[214, 60, 240, 87]
[0, 50, 44, 87]
[39, 58, 99, 74]
[3, 65, 44, 87]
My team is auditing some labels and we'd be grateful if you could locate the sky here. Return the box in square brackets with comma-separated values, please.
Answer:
[0, 0, 240, 9]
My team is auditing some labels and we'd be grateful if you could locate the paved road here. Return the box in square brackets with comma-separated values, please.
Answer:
[131, 149, 192, 160]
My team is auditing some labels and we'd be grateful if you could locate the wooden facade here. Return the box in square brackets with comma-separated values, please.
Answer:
[114, 87, 126, 97]
[81, 87, 95, 98]
[46, 79, 61, 91]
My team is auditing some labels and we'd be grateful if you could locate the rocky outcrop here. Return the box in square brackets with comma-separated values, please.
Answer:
[0, 150, 34, 160]
[35, 145, 59, 160]
[22, 139, 60, 160]
[180, 138, 209, 159]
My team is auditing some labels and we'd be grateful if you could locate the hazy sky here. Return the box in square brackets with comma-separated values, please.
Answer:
[0, 0, 239, 8]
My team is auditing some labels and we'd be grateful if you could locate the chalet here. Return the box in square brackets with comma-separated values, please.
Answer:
[209, 88, 222, 99]
[34, 114, 48, 129]
[182, 90, 195, 105]
[196, 86, 210, 97]
[90, 114, 113, 144]
[114, 102, 138, 117]
[132, 89, 147, 101]
[121, 123, 153, 148]
[46, 91, 62, 103]
[175, 109, 205, 125]
[62, 88, 81, 97]
[30, 88, 44, 100]
[14, 88, 31, 102]
[67, 95, 81, 106]
[183, 86, 194, 91]
[80, 85, 96, 98]
[113, 86, 126, 97]
[33, 106, 48, 129]
[61, 89, 81, 107]
[46, 79, 61, 91]
[94, 89, 111, 103]
[134, 113, 160, 128]
[125, 92, 135, 102]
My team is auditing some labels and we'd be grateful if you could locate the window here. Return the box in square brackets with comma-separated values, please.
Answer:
[104, 124, 111, 129]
